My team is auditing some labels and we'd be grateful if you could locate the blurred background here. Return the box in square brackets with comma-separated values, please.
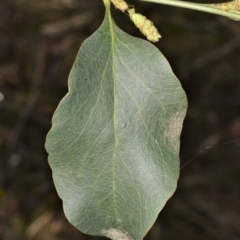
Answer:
[0, 0, 240, 239]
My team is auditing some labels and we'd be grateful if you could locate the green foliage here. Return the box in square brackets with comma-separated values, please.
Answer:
[45, 2, 187, 239]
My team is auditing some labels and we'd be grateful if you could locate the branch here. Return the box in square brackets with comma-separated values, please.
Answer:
[140, 0, 240, 21]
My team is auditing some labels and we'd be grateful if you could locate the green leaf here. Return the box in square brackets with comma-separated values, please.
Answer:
[45, 4, 187, 240]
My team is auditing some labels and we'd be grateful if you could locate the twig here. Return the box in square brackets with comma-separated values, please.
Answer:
[26, 211, 54, 238]
[140, 0, 240, 21]
[41, 12, 93, 37]
[6, 40, 46, 154]
[181, 36, 240, 76]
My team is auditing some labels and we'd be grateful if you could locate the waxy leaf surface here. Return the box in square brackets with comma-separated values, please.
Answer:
[46, 7, 187, 240]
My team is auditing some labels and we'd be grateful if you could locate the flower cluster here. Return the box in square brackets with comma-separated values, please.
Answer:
[128, 8, 161, 42]
[110, 0, 161, 42]
[110, 0, 128, 12]
[215, 0, 240, 12]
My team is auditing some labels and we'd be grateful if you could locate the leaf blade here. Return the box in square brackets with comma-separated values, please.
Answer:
[46, 7, 187, 240]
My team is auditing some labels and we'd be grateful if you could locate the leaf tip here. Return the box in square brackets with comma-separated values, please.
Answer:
[102, 229, 132, 240]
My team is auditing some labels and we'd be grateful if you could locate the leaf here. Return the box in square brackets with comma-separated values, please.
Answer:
[45, 3, 187, 240]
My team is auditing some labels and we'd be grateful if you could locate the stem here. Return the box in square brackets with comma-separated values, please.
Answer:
[103, 0, 112, 18]
[103, 0, 110, 7]
[139, 0, 240, 20]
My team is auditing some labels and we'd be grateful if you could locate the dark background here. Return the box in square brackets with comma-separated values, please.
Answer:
[1, 0, 240, 239]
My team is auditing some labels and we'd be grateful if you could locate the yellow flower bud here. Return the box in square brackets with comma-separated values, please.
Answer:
[215, 0, 240, 12]
[128, 9, 161, 42]
[110, 0, 128, 12]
